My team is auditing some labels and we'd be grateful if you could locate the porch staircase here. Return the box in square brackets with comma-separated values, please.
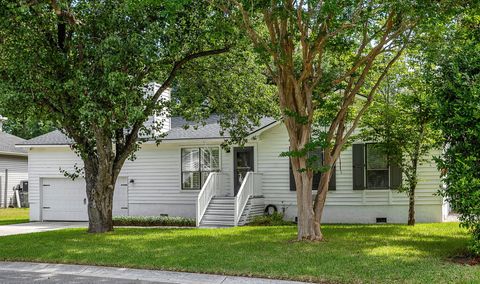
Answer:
[200, 197, 235, 227]
[197, 172, 265, 228]
[199, 196, 264, 228]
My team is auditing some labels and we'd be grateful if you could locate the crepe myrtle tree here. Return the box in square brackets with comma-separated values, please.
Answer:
[360, 58, 442, 226]
[0, 0, 270, 233]
[217, 0, 450, 241]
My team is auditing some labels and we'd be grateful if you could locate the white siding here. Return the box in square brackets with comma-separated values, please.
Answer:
[0, 155, 28, 207]
[28, 122, 444, 223]
[256, 123, 444, 223]
[28, 142, 233, 221]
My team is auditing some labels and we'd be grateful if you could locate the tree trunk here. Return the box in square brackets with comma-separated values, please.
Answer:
[84, 161, 117, 233]
[408, 149, 420, 226]
[313, 168, 332, 238]
[408, 185, 415, 226]
[291, 160, 322, 241]
[279, 67, 322, 240]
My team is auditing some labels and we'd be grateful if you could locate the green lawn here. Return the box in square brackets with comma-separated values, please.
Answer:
[0, 223, 478, 283]
[0, 208, 29, 225]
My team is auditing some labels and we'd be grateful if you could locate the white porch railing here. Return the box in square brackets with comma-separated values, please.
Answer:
[234, 172, 263, 226]
[196, 172, 226, 227]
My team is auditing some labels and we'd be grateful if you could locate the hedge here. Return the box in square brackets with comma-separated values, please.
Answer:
[113, 216, 195, 227]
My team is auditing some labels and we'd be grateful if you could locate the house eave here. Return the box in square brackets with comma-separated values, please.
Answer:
[16, 144, 71, 148]
[0, 150, 28, 157]
[246, 120, 281, 139]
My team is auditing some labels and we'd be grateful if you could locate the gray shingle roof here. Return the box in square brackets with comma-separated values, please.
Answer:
[17, 116, 278, 146]
[18, 130, 73, 146]
[0, 132, 27, 155]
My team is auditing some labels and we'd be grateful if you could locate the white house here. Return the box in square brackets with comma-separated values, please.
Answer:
[0, 116, 28, 208]
[16, 109, 449, 226]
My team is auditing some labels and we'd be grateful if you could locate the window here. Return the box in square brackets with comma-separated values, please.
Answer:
[181, 147, 220, 190]
[365, 144, 389, 189]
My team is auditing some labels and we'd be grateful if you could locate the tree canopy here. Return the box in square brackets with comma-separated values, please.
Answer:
[429, 8, 480, 254]
[0, 0, 274, 232]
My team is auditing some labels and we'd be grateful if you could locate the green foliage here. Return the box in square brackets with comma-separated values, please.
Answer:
[361, 55, 442, 194]
[247, 212, 294, 226]
[113, 216, 195, 227]
[171, 47, 279, 146]
[227, 0, 461, 171]
[429, 8, 480, 255]
[0, 0, 267, 159]
[0, 116, 54, 140]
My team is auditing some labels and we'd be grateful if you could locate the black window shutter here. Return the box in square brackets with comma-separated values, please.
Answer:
[389, 161, 402, 190]
[328, 165, 336, 191]
[311, 147, 323, 191]
[352, 144, 365, 190]
[289, 159, 296, 191]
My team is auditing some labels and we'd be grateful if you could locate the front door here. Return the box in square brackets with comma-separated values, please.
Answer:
[234, 147, 254, 196]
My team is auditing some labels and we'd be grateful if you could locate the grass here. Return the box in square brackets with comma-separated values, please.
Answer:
[0, 223, 478, 283]
[0, 208, 29, 225]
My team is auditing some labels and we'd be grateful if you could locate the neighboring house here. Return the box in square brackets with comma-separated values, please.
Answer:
[0, 116, 28, 208]
[17, 111, 448, 226]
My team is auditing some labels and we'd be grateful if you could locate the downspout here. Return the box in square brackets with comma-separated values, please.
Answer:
[4, 169, 7, 208]
[0, 115, 7, 207]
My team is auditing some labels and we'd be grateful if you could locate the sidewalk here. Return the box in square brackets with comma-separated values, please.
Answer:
[0, 262, 310, 284]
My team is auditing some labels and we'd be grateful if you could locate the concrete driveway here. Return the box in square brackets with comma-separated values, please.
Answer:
[0, 222, 88, 236]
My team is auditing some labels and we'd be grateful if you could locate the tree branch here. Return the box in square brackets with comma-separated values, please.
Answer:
[115, 46, 231, 169]
[50, 0, 81, 25]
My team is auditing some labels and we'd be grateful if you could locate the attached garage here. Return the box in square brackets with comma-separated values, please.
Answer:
[41, 177, 128, 221]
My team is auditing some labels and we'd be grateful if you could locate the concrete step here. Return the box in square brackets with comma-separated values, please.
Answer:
[213, 196, 235, 200]
[208, 204, 234, 210]
[205, 209, 234, 215]
[203, 215, 234, 221]
[198, 196, 264, 228]
[210, 200, 235, 205]
[200, 220, 234, 227]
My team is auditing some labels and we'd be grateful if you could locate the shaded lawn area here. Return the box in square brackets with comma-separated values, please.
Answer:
[0, 223, 478, 283]
[0, 208, 29, 225]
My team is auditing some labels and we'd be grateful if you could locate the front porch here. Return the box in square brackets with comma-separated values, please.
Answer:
[196, 172, 264, 227]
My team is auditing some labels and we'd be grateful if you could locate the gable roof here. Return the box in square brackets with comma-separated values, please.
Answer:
[17, 116, 278, 146]
[0, 132, 27, 156]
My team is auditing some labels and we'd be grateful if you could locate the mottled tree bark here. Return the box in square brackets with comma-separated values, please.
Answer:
[84, 152, 119, 233]
[408, 186, 416, 226]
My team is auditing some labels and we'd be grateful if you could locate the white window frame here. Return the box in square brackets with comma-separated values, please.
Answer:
[365, 143, 390, 190]
[180, 146, 221, 190]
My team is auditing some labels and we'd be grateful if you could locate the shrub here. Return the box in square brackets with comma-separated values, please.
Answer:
[248, 212, 294, 226]
[432, 13, 480, 256]
[113, 216, 195, 227]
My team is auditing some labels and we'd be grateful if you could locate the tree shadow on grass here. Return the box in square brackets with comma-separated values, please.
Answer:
[0, 224, 475, 283]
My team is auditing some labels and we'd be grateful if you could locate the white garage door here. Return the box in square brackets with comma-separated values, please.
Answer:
[41, 177, 128, 221]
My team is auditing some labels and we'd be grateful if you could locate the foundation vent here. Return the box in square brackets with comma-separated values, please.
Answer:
[376, 217, 387, 224]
